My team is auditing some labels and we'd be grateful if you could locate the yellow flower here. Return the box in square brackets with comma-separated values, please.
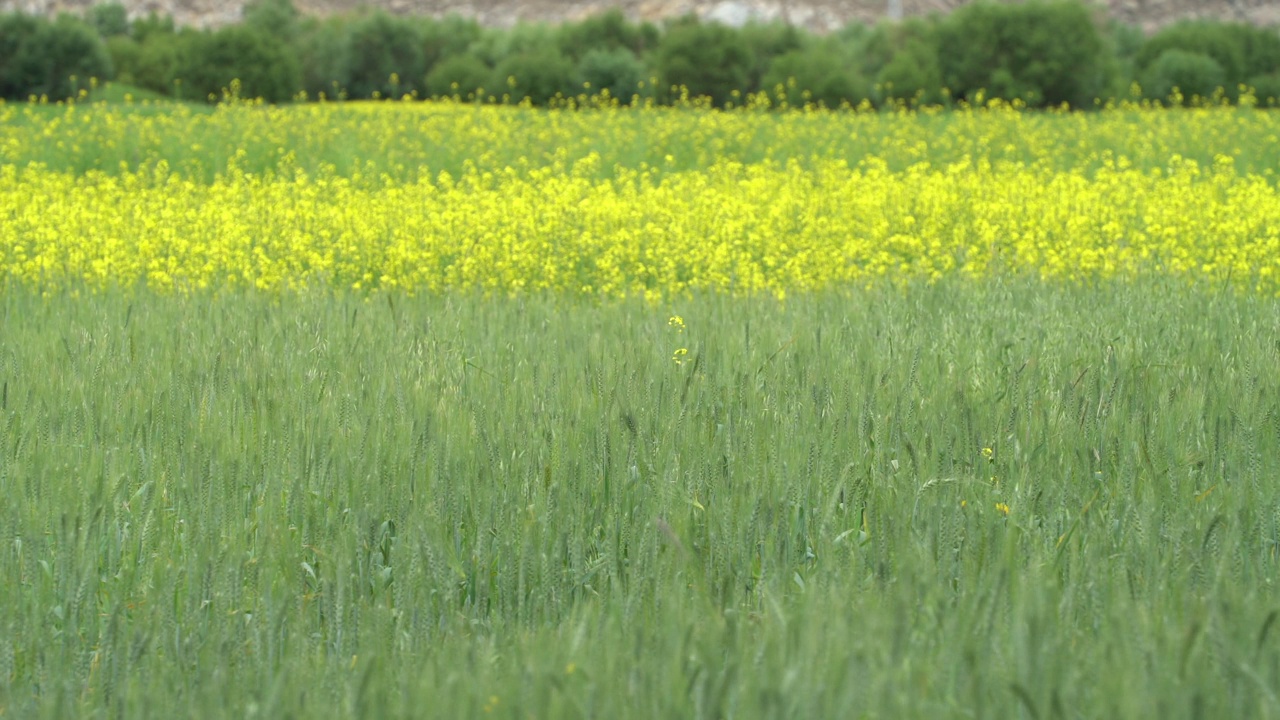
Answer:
[995, 502, 1010, 516]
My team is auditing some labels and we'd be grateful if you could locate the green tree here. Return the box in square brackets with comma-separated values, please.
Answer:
[0, 14, 112, 100]
[89, 3, 130, 38]
[1141, 49, 1225, 103]
[763, 45, 869, 107]
[555, 9, 657, 62]
[339, 12, 425, 99]
[424, 53, 491, 99]
[578, 47, 647, 101]
[654, 19, 752, 107]
[933, 1, 1112, 108]
[494, 48, 577, 104]
[174, 25, 300, 102]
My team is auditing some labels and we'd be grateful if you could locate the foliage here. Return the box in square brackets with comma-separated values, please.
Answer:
[129, 12, 176, 42]
[933, 0, 1111, 108]
[242, 0, 301, 42]
[578, 47, 647, 101]
[1141, 50, 1226, 103]
[338, 11, 425, 99]
[1250, 72, 1280, 104]
[555, 9, 658, 62]
[424, 53, 492, 99]
[737, 21, 806, 93]
[101, 13, 187, 96]
[88, 2, 131, 37]
[468, 22, 559, 68]
[876, 35, 944, 105]
[420, 15, 483, 71]
[494, 48, 578, 104]
[763, 45, 869, 107]
[0, 13, 112, 100]
[295, 17, 350, 99]
[3, 0, 1277, 107]
[1135, 21, 1280, 96]
[173, 25, 300, 103]
[653, 18, 752, 107]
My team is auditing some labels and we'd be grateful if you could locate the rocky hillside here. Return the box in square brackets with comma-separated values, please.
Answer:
[3, 0, 1277, 33]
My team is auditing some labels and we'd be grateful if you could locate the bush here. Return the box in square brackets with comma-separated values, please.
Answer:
[339, 12, 425, 99]
[1146, 22, 1264, 94]
[555, 9, 657, 62]
[242, 0, 299, 42]
[933, 1, 1111, 108]
[1238, 27, 1280, 82]
[858, 19, 943, 105]
[424, 53, 491, 99]
[104, 35, 141, 84]
[578, 47, 646, 101]
[738, 21, 805, 93]
[493, 48, 578, 104]
[421, 15, 483, 71]
[763, 46, 869, 107]
[877, 38, 943, 105]
[469, 22, 559, 68]
[124, 31, 188, 96]
[294, 17, 348, 98]
[654, 19, 752, 106]
[130, 12, 175, 42]
[1141, 50, 1225, 103]
[1250, 73, 1280, 105]
[89, 3, 130, 38]
[0, 14, 112, 100]
[174, 25, 300, 102]
[858, 20, 908, 79]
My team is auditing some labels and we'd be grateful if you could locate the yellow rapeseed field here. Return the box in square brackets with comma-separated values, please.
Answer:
[3, 99, 1279, 297]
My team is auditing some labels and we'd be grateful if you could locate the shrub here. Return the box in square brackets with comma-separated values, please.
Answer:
[295, 17, 348, 98]
[1250, 72, 1280, 104]
[242, 0, 300, 42]
[1136, 22, 1244, 90]
[494, 48, 578, 104]
[174, 25, 300, 102]
[762, 46, 869, 107]
[89, 3, 130, 38]
[421, 15, 483, 71]
[555, 9, 657, 62]
[104, 36, 141, 85]
[1141, 50, 1225, 103]
[877, 39, 943, 105]
[130, 12, 175, 43]
[654, 19, 752, 106]
[424, 53, 491, 99]
[0, 14, 112, 100]
[469, 22, 559, 68]
[124, 31, 188, 96]
[738, 21, 805, 93]
[578, 47, 646, 101]
[933, 0, 1111, 108]
[339, 12, 425, 99]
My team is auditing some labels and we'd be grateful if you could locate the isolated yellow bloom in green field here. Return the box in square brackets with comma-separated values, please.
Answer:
[995, 502, 1010, 516]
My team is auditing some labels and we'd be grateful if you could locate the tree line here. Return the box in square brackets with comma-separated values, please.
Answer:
[2, 0, 1279, 108]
